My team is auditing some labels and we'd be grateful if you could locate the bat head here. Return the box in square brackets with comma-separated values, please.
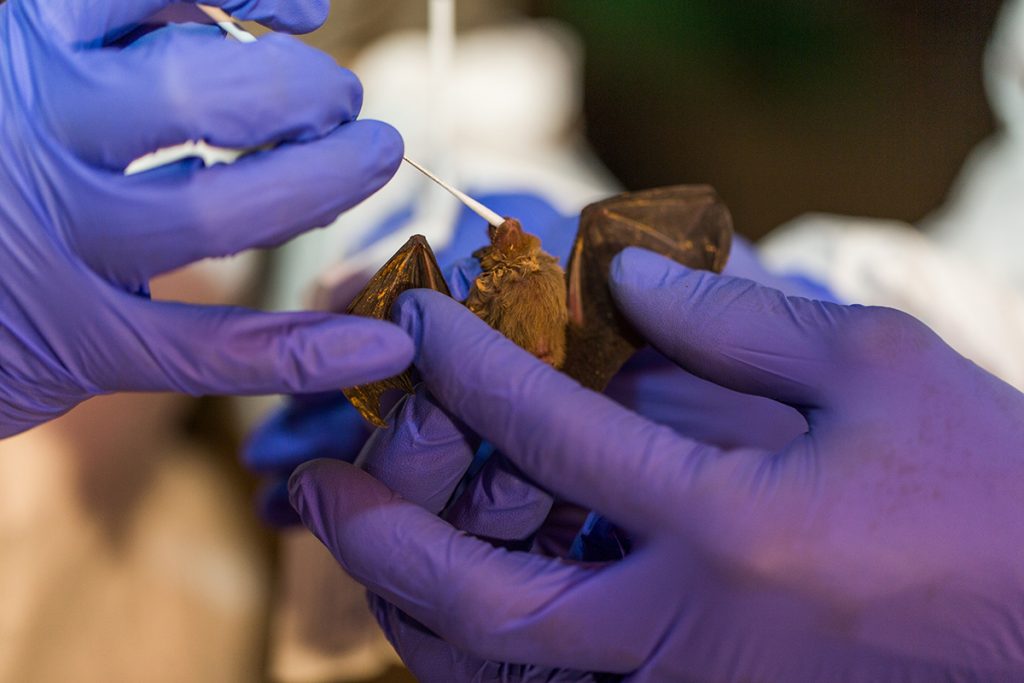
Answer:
[467, 219, 568, 368]
[480, 218, 543, 269]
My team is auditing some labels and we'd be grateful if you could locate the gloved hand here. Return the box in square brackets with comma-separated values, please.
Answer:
[0, 0, 411, 437]
[290, 248, 1024, 682]
[244, 193, 832, 524]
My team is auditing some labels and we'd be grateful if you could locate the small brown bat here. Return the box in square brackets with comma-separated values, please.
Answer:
[465, 218, 569, 367]
[343, 185, 733, 426]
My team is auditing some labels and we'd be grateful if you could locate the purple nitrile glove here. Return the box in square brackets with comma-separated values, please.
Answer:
[290, 249, 1024, 681]
[0, 0, 413, 438]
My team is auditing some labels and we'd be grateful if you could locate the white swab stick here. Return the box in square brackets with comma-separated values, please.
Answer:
[197, 4, 258, 43]
[402, 156, 505, 227]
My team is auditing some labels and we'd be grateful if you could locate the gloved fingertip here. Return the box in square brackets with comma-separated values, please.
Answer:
[610, 248, 720, 321]
[289, 459, 407, 561]
[289, 457, 393, 509]
[361, 119, 404, 175]
[287, 458, 346, 532]
[387, 385, 468, 444]
[289, 456, 337, 497]
[391, 289, 446, 349]
[391, 292, 424, 347]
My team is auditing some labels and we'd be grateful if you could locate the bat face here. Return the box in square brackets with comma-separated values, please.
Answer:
[342, 185, 733, 426]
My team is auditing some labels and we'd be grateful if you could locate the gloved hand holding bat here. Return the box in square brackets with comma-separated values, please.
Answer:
[243, 192, 831, 525]
[289, 249, 1024, 682]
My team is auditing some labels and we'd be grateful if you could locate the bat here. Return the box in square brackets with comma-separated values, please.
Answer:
[342, 185, 733, 426]
[464, 217, 569, 368]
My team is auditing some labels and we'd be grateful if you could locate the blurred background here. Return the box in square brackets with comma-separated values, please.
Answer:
[535, 0, 1001, 239]
[304, 0, 1003, 240]
[0, 2, 1014, 683]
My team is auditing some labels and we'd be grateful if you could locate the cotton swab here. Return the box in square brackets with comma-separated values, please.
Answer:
[401, 156, 505, 227]
[196, 4, 258, 42]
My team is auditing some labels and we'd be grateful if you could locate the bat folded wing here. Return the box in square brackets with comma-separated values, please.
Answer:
[342, 235, 451, 427]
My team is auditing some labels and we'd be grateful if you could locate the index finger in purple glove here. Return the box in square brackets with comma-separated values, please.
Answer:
[611, 247, 847, 412]
[98, 296, 414, 397]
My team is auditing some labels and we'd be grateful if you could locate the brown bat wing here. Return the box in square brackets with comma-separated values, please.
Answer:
[343, 235, 451, 427]
[562, 185, 733, 391]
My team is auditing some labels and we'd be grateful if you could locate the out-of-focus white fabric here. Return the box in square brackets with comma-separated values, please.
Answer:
[921, 5, 1024, 292]
[922, 0, 1024, 292]
[760, 215, 1024, 391]
[922, 129, 1024, 293]
[760, 0, 1024, 391]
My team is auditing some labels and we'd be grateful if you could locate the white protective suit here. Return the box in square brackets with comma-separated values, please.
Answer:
[761, 0, 1024, 391]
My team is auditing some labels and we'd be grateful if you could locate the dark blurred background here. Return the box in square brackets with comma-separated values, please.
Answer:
[531, 0, 1002, 239]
